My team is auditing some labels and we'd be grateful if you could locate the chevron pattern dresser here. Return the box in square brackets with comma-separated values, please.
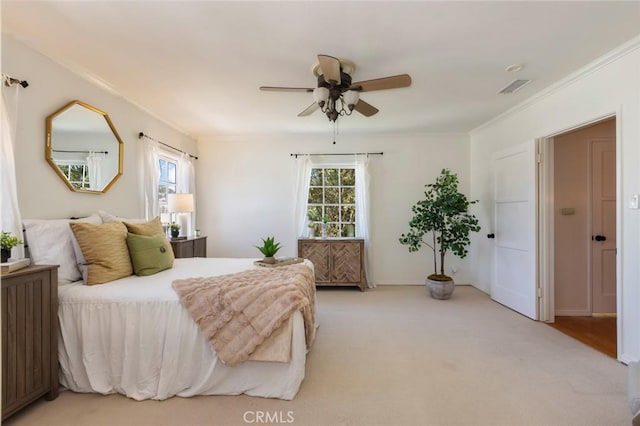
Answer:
[298, 238, 366, 291]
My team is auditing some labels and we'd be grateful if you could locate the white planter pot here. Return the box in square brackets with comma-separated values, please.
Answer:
[425, 276, 455, 300]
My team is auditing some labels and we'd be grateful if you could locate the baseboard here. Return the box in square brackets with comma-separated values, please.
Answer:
[374, 282, 472, 286]
[620, 353, 639, 365]
[555, 310, 591, 316]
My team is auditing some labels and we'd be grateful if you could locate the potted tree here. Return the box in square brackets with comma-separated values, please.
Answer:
[399, 169, 480, 299]
[1, 231, 23, 263]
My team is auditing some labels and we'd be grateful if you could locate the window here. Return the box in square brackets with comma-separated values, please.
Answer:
[158, 156, 177, 220]
[307, 167, 356, 237]
[57, 162, 89, 190]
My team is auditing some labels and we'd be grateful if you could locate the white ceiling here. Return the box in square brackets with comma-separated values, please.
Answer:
[3, 1, 640, 139]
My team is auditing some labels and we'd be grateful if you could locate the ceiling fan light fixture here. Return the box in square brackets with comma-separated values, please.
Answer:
[343, 90, 359, 108]
[313, 87, 329, 105]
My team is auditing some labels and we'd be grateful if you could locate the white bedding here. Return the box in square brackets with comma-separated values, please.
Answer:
[58, 257, 314, 401]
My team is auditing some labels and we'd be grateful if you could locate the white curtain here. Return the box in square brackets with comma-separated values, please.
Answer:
[1, 81, 24, 258]
[142, 138, 160, 220]
[293, 155, 312, 239]
[355, 154, 373, 287]
[86, 151, 104, 190]
[177, 152, 196, 236]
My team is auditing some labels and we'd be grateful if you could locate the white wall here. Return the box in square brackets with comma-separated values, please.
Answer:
[2, 35, 197, 219]
[469, 38, 640, 362]
[196, 132, 471, 285]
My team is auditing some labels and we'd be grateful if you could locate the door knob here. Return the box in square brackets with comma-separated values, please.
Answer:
[487, 233, 495, 239]
[593, 235, 606, 242]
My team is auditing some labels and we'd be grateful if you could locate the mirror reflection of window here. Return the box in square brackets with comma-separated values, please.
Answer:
[46, 100, 123, 194]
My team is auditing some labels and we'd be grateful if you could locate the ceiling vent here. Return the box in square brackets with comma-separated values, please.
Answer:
[498, 79, 531, 94]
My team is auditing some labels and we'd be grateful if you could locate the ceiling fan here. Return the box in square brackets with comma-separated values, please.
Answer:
[260, 54, 411, 122]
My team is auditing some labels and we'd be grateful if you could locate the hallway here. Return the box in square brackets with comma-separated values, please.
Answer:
[549, 316, 616, 358]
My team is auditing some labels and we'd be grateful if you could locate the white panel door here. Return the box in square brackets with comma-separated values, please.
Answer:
[491, 140, 538, 319]
[591, 138, 616, 313]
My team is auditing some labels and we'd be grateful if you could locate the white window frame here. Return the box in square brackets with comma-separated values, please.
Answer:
[158, 151, 180, 224]
[56, 160, 90, 190]
[307, 165, 357, 238]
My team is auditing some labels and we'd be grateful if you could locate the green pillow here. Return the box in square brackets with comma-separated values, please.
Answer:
[126, 232, 174, 276]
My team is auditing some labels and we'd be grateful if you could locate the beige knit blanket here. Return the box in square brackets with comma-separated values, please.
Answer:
[172, 264, 316, 367]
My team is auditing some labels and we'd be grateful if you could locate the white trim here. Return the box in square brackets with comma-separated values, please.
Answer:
[470, 35, 640, 135]
[538, 137, 554, 323]
[555, 310, 592, 317]
[537, 110, 622, 359]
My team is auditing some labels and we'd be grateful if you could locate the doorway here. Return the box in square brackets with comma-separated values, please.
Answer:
[545, 117, 617, 358]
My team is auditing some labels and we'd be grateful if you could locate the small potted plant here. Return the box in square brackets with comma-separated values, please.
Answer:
[1, 231, 23, 263]
[307, 221, 317, 238]
[255, 236, 281, 264]
[321, 214, 330, 238]
[343, 210, 355, 237]
[399, 169, 480, 299]
[169, 222, 181, 238]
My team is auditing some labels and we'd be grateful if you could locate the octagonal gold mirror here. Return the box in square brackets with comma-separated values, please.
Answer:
[46, 100, 123, 194]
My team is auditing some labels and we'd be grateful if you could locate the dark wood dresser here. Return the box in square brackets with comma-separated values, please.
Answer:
[170, 235, 207, 258]
[1, 264, 59, 421]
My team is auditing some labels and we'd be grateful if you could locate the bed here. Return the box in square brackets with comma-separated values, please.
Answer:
[58, 257, 315, 401]
[22, 214, 317, 401]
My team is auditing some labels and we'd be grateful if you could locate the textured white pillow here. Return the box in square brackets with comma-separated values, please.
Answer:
[98, 210, 147, 224]
[23, 214, 102, 284]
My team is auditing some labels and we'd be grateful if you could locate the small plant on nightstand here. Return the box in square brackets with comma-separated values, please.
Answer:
[1, 230, 23, 263]
[255, 236, 281, 264]
[169, 222, 181, 238]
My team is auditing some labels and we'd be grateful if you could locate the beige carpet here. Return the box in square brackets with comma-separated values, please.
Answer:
[5, 286, 631, 426]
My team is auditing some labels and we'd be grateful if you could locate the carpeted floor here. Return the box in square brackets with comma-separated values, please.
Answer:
[5, 286, 631, 426]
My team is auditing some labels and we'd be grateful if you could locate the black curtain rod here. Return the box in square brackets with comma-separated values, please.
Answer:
[53, 149, 108, 155]
[138, 132, 198, 160]
[290, 152, 383, 158]
[2, 74, 29, 88]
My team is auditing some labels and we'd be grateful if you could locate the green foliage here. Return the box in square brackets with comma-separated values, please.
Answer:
[322, 214, 330, 224]
[169, 222, 181, 231]
[399, 169, 481, 278]
[1, 231, 23, 250]
[255, 236, 282, 257]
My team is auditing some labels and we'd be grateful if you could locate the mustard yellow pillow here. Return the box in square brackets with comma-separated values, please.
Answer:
[70, 221, 133, 285]
[124, 217, 164, 236]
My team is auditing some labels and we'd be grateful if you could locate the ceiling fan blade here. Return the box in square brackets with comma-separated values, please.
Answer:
[260, 86, 314, 93]
[298, 102, 319, 117]
[354, 99, 379, 117]
[317, 54, 341, 85]
[350, 74, 412, 92]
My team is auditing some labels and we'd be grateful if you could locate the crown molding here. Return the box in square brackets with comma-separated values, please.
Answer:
[470, 34, 640, 135]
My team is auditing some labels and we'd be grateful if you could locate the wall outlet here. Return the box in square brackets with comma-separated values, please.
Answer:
[450, 267, 458, 275]
[631, 194, 639, 209]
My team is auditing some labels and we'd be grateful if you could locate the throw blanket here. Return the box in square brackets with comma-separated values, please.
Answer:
[172, 264, 316, 367]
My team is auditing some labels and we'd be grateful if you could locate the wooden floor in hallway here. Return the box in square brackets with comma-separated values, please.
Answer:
[548, 316, 617, 358]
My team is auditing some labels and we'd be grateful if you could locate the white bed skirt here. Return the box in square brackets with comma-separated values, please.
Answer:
[57, 258, 310, 401]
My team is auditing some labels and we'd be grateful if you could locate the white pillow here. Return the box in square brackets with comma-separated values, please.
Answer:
[23, 214, 102, 284]
[98, 210, 147, 224]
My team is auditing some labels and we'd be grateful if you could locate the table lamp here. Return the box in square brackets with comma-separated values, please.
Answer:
[167, 193, 194, 237]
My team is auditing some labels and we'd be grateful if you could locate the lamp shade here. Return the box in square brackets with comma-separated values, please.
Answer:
[343, 90, 359, 107]
[167, 193, 194, 213]
[313, 87, 330, 104]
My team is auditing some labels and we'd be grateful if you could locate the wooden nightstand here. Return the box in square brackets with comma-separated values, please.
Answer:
[170, 235, 207, 258]
[1, 264, 59, 421]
